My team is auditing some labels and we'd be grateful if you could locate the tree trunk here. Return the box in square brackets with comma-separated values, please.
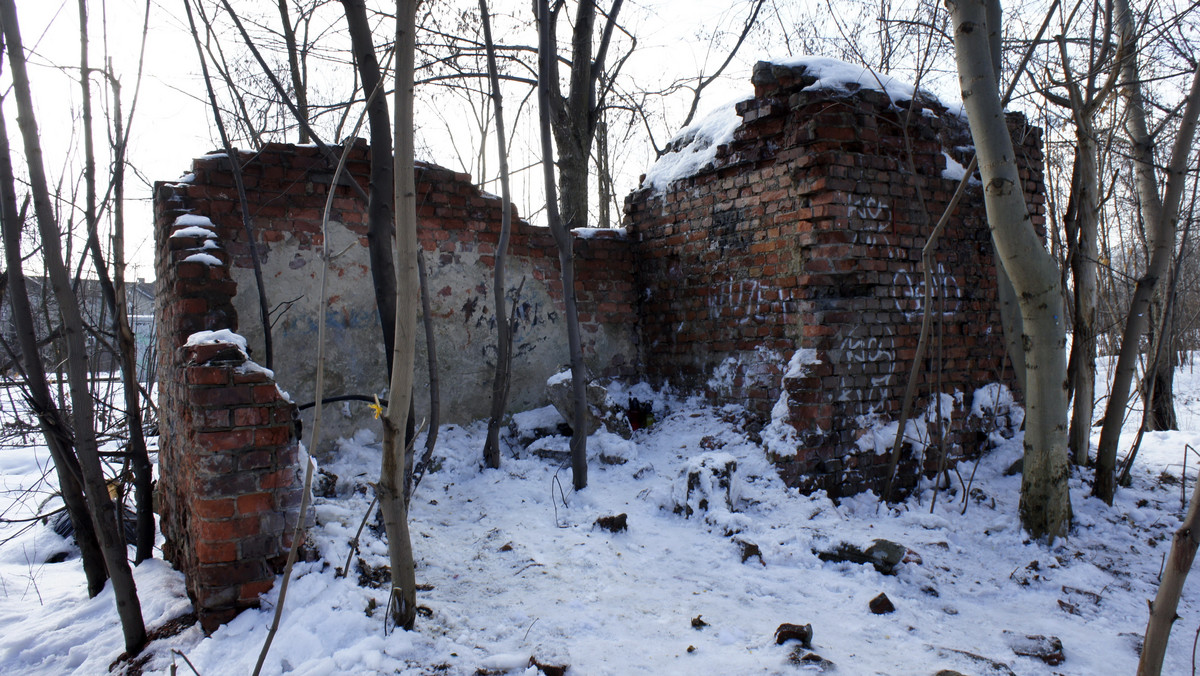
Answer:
[0, 112, 109, 599]
[1137, 477, 1200, 675]
[948, 0, 1072, 541]
[379, 0, 419, 632]
[77, 0, 155, 563]
[1066, 137, 1100, 465]
[538, 0, 589, 490]
[342, 0, 398, 376]
[1143, 297, 1179, 431]
[480, 0, 515, 470]
[1094, 0, 1200, 503]
[276, 0, 309, 144]
[0, 0, 147, 651]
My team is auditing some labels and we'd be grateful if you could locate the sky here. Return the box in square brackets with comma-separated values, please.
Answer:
[5, 0, 924, 282]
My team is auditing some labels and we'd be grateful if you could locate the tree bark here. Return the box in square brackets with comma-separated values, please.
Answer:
[0, 107, 108, 599]
[342, 0, 398, 374]
[0, 0, 147, 651]
[1065, 138, 1100, 465]
[544, 0, 623, 233]
[948, 0, 1072, 541]
[480, 0, 515, 470]
[1143, 299, 1179, 431]
[77, 0, 155, 563]
[1137, 477, 1200, 675]
[379, 0, 419, 632]
[538, 0, 590, 490]
[276, 0, 310, 144]
[1094, 0, 1200, 503]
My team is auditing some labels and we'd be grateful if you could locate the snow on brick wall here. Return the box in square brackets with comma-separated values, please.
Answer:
[624, 60, 1043, 498]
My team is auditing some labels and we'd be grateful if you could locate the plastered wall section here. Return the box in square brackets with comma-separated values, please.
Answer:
[156, 142, 638, 448]
[623, 61, 1043, 498]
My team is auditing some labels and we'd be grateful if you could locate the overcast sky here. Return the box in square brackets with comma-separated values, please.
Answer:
[4, 0, 937, 281]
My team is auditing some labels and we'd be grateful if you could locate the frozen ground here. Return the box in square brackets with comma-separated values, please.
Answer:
[1, 357, 1200, 675]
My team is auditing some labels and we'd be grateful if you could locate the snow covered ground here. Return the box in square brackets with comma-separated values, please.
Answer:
[2, 358, 1200, 675]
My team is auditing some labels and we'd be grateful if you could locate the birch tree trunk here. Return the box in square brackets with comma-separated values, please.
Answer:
[378, 0, 418, 632]
[947, 0, 1071, 540]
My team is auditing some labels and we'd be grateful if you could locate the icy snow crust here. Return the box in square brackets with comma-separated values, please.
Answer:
[2, 360, 1200, 674]
[643, 56, 970, 192]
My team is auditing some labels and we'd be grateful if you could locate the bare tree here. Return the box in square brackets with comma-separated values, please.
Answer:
[1033, 1, 1120, 466]
[76, 0, 156, 563]
[479, 0, 517, 469]
[0, 0, 147, 651]
[536, 0, 589, 489]
[947, 0, 1072, 540]
[379, 0, 420, 631]
[1093, 0, 1200, 504]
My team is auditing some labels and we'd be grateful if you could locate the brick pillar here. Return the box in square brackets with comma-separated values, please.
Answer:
[154, 181, 306, 633]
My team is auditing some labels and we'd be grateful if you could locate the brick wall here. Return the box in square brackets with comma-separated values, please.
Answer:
[154, 191, 306, 633]
[154, 61, 1049, 629]
[158, 143, 638, 442]
[153, 144, 639, 629]
[624, 61, 1043, 497]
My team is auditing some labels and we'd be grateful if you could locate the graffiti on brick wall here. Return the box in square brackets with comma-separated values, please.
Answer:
[832, 325, 898, 418]
[847, 195, 890, 230]
[706, 279, 792, 325]
[893, 264, 962, 320]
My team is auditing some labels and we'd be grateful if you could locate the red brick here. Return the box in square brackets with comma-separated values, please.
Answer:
[194, 498, 236, 520]
[187, 366, 230, 386]
[196, 429, 255, 452]
[196, 540, 238, 563]
[254, 425, 292, 447]
[260, 468, 297, 490]
[233, 407, 266, 427]
[237, 492, 273, 515]
[239, 579, 275, 602]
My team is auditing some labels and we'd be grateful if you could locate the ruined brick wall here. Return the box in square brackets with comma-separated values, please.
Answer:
[158, 143, 638, 442]
[624, 61, 1043, 497]
[154, 144, 638, 629]
[154, 190, 305, 633]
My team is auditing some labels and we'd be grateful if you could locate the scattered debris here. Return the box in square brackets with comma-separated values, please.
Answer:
[627, 397, 654, 431]
[774, 623, 813, 648]
[593, 513, 628, 533]
[1003, 631, 1064, 666]
[814, 539, 915, 576]
[787, 649, 835, 671]
[355, 558, 390, 589]
[735, 538, 764, 565]
[529, 656, 569, 676]
[869, 593, 895, 614]
[686, 645, 696, 653]
[546, 372, 632, 438]
[933, 646, 1016, 675]
[691, 615, 709, 629]
[314, 468, 338, 498]
[509, 405, 572, 447]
